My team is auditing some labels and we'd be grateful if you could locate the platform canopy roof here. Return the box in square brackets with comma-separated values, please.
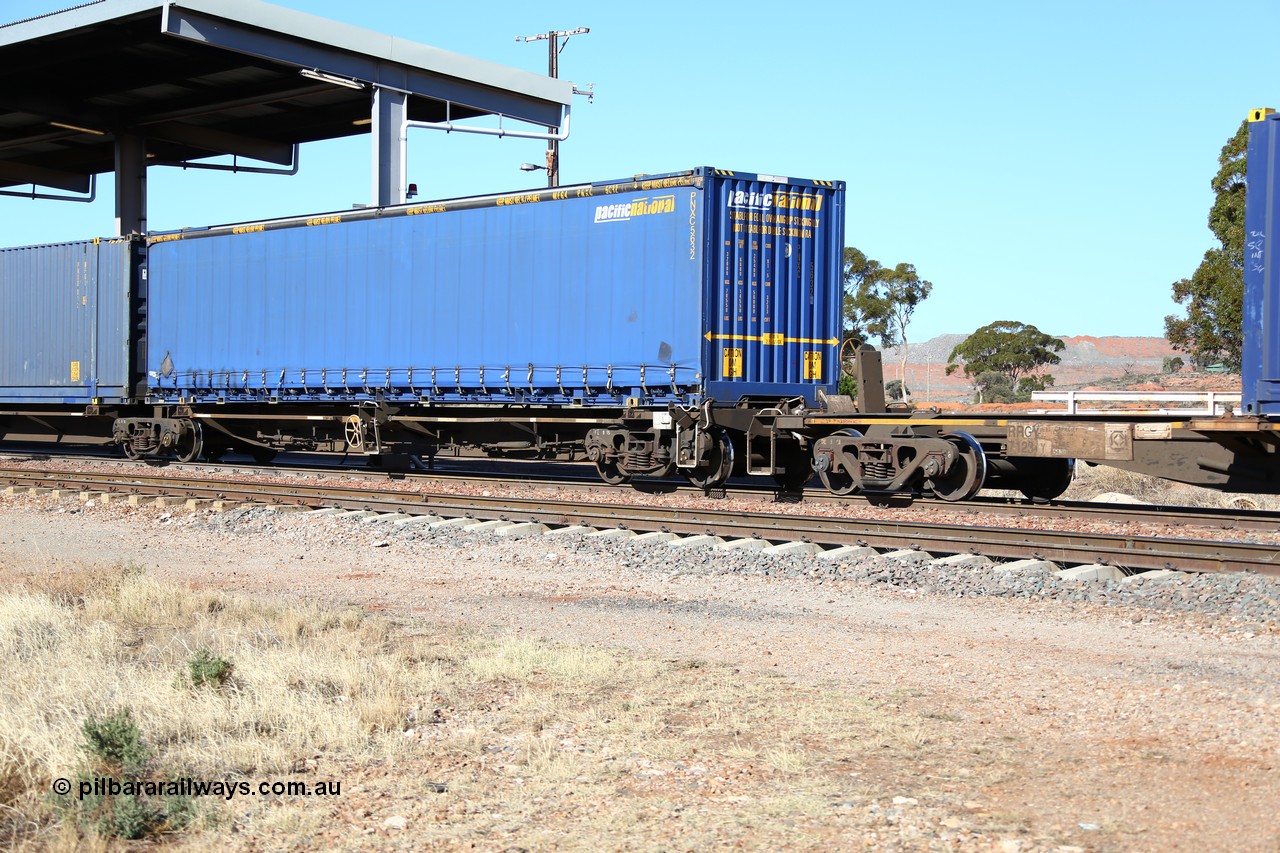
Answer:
[0, 0, 574, 194]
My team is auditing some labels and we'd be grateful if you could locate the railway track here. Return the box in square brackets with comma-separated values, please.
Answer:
[4, 449, 1279, 534]
[2, 464, 1277, 576]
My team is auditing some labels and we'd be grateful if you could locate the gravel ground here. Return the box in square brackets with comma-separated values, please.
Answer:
[175, 491, 1280, 635]
[2, 489, 1279, 851]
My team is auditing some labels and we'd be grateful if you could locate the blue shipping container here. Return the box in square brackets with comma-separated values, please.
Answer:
[146, 168, 845, 407]
[1245, 111, 1280, 416]
[0, 238, 132, 404]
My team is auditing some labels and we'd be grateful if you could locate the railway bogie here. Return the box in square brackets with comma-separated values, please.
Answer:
[585, 425, 673, 481]
[809, 426, 988, 502]
[585, 416, 740, 489]
[113, 416, 202, 463]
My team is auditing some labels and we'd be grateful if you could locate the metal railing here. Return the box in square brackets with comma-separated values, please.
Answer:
[1031, 390, 1242, 416]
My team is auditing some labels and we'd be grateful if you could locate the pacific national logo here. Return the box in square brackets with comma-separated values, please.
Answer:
[727, 190, 824, 212]
[594, 194, 676, 224]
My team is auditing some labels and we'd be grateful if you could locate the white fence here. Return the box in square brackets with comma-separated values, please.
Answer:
[1030, 390, 1242, 416]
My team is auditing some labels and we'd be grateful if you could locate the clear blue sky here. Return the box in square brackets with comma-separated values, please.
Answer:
[3, 0, 1276, 342]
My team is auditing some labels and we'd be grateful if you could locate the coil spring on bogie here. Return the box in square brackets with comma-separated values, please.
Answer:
[627, 450, 653, 471]
[863, 461, 892, 480]
[128, 427, 159, 453]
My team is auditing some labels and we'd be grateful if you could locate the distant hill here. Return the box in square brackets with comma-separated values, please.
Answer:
[877, 335, 1182, 402]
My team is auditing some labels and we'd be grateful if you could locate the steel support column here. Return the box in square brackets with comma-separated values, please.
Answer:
[114, 132, 147, 236]
[372, 87, 408, 207]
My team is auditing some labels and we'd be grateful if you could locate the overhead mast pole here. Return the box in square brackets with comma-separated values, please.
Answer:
[516, 27, 588, 188]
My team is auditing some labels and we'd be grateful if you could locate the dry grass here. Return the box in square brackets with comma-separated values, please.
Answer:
[0, 565, 443, 847]
[0, 565, 957, 850]
[1, 567, 434, 777]
[1063, 462, 1280, 509]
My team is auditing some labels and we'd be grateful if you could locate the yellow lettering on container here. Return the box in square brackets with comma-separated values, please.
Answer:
[722, 348, 743, 378]
[803, 351, 822, 380]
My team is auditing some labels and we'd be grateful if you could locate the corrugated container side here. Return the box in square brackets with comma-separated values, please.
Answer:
[1244, 112, 1280, 416]
[147, 176, 707, 405]
[704, 172, 844, 402]
[0, 239, 131, 403]
[146, 169, 844, 408]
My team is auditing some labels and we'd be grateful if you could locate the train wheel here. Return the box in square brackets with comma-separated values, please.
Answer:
[817, 428, 862, 496]
[202, 441, 228, 462]
[121, 440, 142, 461]
[929, 432, 987, 502]
[1018, 458, 1075, 502]
[249, 448, 278, 465]
[174, 422, 203, 463]
[686, 429, 734, 489]
[595, 458, 631, 485]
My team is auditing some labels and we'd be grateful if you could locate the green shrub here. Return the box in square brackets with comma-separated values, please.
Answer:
[82, 708, 150, 774]
[163, 792, 207, 831]
[65, 708, 206, 839]
[104, 787, 150, 840]
[186, 648, 234, 689]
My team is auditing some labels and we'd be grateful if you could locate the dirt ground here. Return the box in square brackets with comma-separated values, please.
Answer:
[2, 493, 1277, 851]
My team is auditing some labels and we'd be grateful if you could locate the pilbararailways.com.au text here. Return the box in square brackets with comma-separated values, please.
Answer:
[51, 776, 343, 800]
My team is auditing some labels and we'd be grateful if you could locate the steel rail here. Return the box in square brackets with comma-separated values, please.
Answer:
[385, 471, 1280, 534]
[3, 451, 1276, 533]
[2, 468, 1277, 576]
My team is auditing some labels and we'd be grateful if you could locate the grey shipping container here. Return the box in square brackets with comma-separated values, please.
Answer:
[0, 238, 133, 404]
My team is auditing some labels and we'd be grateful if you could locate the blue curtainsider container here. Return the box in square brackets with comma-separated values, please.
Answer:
[1245, 110, 1280, 416]
[0, 238, 133, 404]
[146, 168, 845, 407]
